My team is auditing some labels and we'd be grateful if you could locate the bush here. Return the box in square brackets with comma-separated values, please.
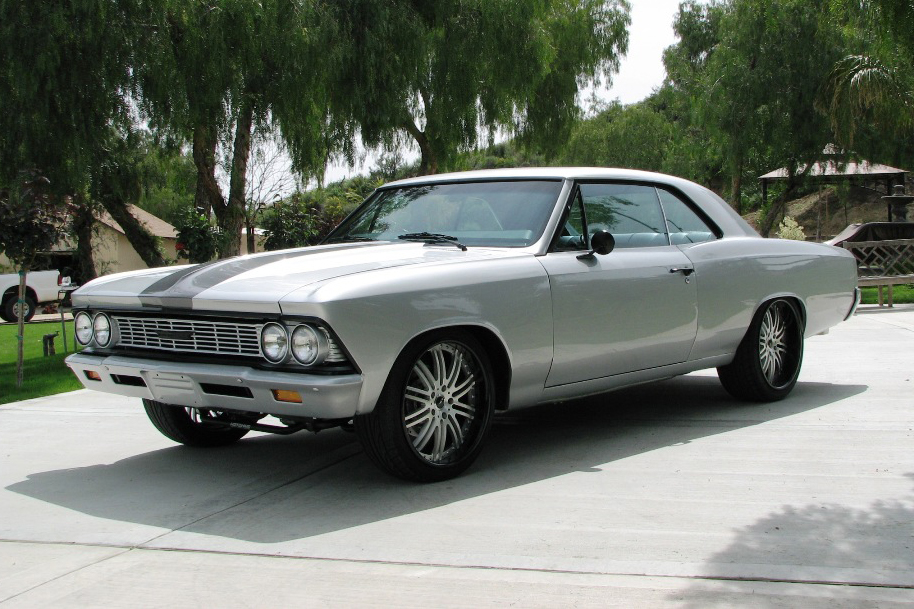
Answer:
[174, 207, 219, 263]
[776, 216, 806, 241]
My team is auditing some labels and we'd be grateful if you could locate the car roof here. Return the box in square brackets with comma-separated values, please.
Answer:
[385, 167, 687, 187]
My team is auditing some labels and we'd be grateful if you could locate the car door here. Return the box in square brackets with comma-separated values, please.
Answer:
[539, 181, 699, 387]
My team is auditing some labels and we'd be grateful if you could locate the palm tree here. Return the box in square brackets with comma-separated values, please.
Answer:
[819, 0, 914, 146]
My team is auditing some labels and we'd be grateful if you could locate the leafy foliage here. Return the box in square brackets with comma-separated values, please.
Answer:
[260, 176, 379, 251]
[562, 101, 673, 172]
[335, 0, 631, 175]
[776, 216, 807, 241]
[0, 170, 72, 388]
[174, 207, 219, 264]
[260, 196, 317, 251]
[0, 171, 71, 271]
[819, 0, 914, 149]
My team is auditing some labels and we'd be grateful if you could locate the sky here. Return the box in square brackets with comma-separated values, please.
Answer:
[320, 0, 685, 183]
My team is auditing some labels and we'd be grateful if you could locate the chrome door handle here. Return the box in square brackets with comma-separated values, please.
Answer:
[670, 267, 694, 276]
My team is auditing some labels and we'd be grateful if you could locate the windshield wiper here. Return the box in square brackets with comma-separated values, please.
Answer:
[397, 232, 467, 251]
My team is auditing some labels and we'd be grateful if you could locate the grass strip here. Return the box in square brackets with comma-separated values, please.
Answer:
[1, 321, 82, 405]
[860, 284, 914, 305]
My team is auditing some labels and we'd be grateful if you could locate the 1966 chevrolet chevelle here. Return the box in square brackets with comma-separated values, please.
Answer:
[66, 168, 859, 481]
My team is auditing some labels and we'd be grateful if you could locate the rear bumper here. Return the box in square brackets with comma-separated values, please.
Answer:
[65, 353, 363, 419]
[845, 287, 861, 320]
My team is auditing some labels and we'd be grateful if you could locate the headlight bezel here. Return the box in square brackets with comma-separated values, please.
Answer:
[260, 322, 290, 363]
[290, 323, 329, 366]
[74, 311, 94, 346]
[93, 313, 113, 347]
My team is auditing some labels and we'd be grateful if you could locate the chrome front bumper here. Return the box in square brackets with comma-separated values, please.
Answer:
[65, 353, 363, 419]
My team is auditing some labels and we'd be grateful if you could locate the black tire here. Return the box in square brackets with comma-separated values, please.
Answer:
[2, 294, 37, 322]
[717, 298, 804, 402]
[142, 399, 250, 447]
[355, 330, 496, 482]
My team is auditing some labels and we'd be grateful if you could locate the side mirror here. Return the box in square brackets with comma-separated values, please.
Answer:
[591, 230, 615, 255]
[577, 230, 615, 259]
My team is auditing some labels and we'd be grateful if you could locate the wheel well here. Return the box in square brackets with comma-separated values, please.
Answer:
[758, 295, 807, 330]
[405, 325, 513, 411]
[2, 287, 37, 302]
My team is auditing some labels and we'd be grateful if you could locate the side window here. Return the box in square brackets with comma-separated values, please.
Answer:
[579, 183, 668, 248]
[657, 189, 717, 244]
[554, 190, 587, 251]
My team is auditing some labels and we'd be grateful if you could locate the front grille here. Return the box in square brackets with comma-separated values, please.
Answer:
[112, 315, 347, 363]
[115, 316, 262, 357]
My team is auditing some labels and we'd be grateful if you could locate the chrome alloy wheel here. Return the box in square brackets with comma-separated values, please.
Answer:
[757, 300, 799, 388]
[402, 341, 481, 465]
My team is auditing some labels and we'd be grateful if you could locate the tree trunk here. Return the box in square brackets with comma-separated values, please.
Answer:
[402, 118, 438, 175]
[731, 172, 743, 215]
[16, 270, 26, 388]
[760, 182, 799, 237]
[72, 195, 97, 282]
[99, 198, 166, 268]
[192, 123, 225, 220]
[222, 100, 255, 258]
[246, 219, 256, 254]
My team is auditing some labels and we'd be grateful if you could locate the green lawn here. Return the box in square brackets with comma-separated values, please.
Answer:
[860, 284, 914, 305]
[0, 320, 83, 405]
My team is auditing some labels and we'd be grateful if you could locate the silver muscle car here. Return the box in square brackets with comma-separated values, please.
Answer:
[66, 168, 859, 481]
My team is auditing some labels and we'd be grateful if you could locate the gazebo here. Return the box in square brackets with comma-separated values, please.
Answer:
[759, 154, 908, 222]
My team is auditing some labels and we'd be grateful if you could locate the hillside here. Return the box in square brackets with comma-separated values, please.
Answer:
[743, 185, 892, 241]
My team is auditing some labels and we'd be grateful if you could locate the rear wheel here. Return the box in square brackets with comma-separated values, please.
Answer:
[355, 330, 495, 482]
[717, 299, 804, 402]
[142, 399, 250, 447]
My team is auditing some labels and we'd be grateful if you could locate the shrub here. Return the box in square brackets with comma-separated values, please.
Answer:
[776, 216, 806, 241]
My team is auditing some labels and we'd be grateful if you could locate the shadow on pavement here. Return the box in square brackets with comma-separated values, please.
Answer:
[673, 473, 914, 606]
[8, 375, 867, 543]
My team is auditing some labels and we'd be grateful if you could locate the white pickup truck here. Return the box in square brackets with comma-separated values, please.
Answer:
[0, 270, 62, 322]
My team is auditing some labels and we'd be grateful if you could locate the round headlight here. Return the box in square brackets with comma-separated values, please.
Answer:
[291, 324, 326, 365]
[261, 322, 289, 363]
[93, 313, 112, 347]
[74, 312, 94, 345]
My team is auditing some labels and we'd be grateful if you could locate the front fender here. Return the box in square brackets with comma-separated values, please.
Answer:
[280, 255, 554, 413]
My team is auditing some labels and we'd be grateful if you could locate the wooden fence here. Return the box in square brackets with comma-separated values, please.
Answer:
[841, 238, 914, 307]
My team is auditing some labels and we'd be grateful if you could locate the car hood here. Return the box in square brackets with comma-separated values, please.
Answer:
[73, 242, 528, 313]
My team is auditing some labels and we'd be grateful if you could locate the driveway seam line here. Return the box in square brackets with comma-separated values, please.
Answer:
[0, 543, 133, 606]
[2, 539, 911, 593]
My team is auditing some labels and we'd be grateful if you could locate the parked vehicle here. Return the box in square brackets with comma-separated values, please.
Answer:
[0, 269, 62, 322]
[66, 168, 859, 481]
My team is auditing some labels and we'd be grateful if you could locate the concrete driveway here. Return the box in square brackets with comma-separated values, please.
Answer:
[2, 306, 913, 607]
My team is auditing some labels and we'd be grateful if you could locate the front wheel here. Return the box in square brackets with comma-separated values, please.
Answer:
[2, 295, 37, 322]
[717, 299, 804, 402]
[142, 399, 250, 447]
[355, 330, 496, 482]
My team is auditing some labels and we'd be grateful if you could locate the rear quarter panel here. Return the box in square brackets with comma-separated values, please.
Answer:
[683, 237, 858, 362]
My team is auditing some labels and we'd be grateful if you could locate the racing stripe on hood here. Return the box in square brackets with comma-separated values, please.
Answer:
[138, 242, 381, 306]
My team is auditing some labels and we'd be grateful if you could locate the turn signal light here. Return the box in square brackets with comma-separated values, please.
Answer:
[272, 389, 302, 403]
[85, 370, 102, 381]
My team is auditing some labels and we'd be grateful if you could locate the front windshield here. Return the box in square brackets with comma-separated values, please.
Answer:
[326, 180, 564, 247]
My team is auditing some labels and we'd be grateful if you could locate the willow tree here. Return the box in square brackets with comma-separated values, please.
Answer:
[0, 0, 166, 275]
[135, 0, 334, 257]
[688, 0, 844, 222]
[330, 0, 631, 175]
